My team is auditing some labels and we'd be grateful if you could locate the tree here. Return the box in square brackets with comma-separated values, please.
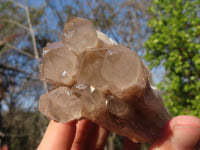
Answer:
[144, 0, 200, 117]
[0, 0, 48, 149]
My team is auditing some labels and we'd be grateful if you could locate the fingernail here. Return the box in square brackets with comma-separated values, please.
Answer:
[172, 126, 200, 150]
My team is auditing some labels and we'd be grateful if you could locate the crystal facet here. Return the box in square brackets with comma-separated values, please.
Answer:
[61, 17, 98, 54]
[77, 44, 149, 100]
[40, 42, 78, 86]
[39, 17, 171, 143]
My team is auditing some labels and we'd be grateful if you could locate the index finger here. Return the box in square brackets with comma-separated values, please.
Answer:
[37, 120, 77, 150]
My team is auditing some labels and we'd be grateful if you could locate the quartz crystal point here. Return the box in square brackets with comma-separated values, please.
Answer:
[40, 41, 78, 86]
[39, 17, 171, 143]
[39, 86, 82, 122]
[61, 17, 98, 54]
[77, 44, 149, 100]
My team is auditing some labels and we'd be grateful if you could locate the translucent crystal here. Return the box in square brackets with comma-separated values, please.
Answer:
[77, 44, 149, 100]
[39, 17, 171, 143]
[40, 42, 78, 86]
[39, 86, 82, 123]
[61, 17, 98, 54]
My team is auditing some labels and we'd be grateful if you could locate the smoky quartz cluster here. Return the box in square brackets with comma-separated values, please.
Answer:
[39, 17, 170, 143]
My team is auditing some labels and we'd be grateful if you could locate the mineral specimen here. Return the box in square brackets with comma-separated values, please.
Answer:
[39, 17, 171, 143]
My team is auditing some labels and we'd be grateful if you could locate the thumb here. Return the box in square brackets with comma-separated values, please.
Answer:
[150, 115, 200, 150]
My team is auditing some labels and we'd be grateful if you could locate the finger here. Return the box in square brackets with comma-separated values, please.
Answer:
[71, 119, 98, 150]
[150, 115, 200, 150]
[88, 126, 110, 150]
[37, 120, 77, 150]
[122, 138, 141, 150]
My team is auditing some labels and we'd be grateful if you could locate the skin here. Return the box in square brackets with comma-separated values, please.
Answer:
[37, 115, 200, 150]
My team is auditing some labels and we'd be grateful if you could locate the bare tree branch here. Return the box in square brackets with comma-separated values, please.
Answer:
[25, 6, 48, 93]
[46, 0, 65, 28]
[0, 33, 20, 46]
[7, 0, 25, 9]
[1, 3, 48, 93]
[25, 7, 40, 64]
[0, 63, 27, 74]
[34, 15, 49, 31]
[6, 43, 35, 58]
[0, 19, 30, 31]
[0, 63, 39, 81]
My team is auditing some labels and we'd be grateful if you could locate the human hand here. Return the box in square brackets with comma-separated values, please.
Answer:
[37, 115, 200, 150]
[149, 115, 200, 150]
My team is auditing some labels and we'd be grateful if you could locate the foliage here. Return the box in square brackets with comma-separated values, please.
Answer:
[2, 111, 48, 150]
[144, 0, 200, 117]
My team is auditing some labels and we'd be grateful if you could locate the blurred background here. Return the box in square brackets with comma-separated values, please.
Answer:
[0, 0, 199, 149]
